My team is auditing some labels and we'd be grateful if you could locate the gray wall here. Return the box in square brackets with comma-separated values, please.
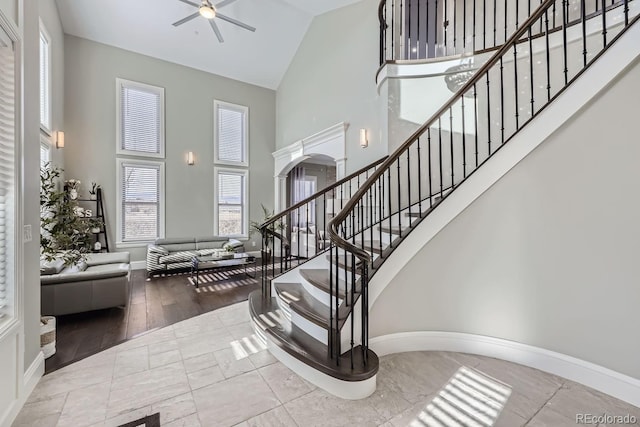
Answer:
[39, 0, 65, 169]
[276, 0, 387, 173]
[63, 36, 276, 260]
[370, 58, 640, 379]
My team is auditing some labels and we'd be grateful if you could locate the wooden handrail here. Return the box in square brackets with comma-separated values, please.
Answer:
[330, 0, 558, 261]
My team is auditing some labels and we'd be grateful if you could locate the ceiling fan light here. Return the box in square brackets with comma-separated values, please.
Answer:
[199, 5, 216, 19]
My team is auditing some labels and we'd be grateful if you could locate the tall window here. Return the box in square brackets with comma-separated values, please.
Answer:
[117, 160, 165, 243]
[40, 139, 50, 170]
[39, 23, 51, 133]
[116, 78, 165, 158]
[0, 26, 16, 326]
[214, 168, 248, 238]
[214, 100, 248, 166]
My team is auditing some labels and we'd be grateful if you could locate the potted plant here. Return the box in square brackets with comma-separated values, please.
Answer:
[250, 204, 284, 263]
[41, 164, 94, 266]
[89, 182, 99, 200]
[89, 217, 103, 234]
[65, 179, 81, 200]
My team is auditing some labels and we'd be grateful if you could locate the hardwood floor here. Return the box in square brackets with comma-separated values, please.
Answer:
[44, 264, 262, 374]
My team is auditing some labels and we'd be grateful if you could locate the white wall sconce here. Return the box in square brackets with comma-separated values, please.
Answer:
[56, 131, 65, 149]
[359, 128, 368, 148]
[187, 151, 195, 165]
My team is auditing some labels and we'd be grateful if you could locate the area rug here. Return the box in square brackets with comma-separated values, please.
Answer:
[118, 412, 161, 427]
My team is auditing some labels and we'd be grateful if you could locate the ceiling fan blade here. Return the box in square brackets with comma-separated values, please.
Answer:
[209, 19, 224, 42]
[172, 12, 201, 27]
[215, 13, 256, 32]
[177, 0, 200, 7]
[215, 0, 238, 8]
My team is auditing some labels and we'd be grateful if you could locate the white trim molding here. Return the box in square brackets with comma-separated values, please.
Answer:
[0, 351, 44, 427]
[213, 99, 249, 167]
[23, 352, 45, 400]
[213, 167, 249, 239]
[115, 78, 166, 159]
[370, 331, 640, 408]
[116, 158, 166, 246]
[272, 122, 348, 211]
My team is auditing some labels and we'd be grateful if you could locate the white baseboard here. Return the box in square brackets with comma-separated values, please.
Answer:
[23, 351, 44, 398]
[370, 331, 640, 408]
[1, 351, 45, 427]
[130, 260, 146, 271]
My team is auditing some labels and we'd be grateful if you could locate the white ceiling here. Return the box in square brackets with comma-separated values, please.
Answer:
[54, 0, 362, 90]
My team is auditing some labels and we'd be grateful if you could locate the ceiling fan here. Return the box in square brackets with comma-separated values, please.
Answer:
[173, 0, 256, 43]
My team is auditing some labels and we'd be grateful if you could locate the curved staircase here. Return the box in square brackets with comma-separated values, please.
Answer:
[250, 0, 639, 399]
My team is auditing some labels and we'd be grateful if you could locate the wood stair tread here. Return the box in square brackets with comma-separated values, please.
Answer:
[379, 224, 410, 235]
[362, 240, 385, 254]
[249, 292, 379, 382]
[324, 254, 363, 271]
[300, 269, 348, 300]
[274, 282, 350, 329]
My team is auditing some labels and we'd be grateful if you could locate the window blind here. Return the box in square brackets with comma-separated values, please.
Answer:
[0, 32, 15, 322]
[120, 163, 160, 241]
[217, 171, 245, 236]
[40, 143, 50, 170]
[119, 81, 163, 155]
[216, 102, 247, 164]
[39, 30, 50, 131]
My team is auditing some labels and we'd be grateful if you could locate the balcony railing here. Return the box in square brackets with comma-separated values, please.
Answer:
[379, 0, 630, 64]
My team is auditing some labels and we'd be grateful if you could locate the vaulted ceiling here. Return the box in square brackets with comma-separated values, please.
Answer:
[55, 0, 362, 89]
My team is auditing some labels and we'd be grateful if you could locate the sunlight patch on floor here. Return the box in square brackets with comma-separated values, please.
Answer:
[230, 333, 268, 360]
[410, 366, 512, 427]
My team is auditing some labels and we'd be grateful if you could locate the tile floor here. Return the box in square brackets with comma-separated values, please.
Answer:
[13, 301, 640, 427]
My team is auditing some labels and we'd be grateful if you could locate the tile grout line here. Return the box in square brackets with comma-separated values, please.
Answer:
[523, 380, 565, 426]
[253, 360, 304, 426]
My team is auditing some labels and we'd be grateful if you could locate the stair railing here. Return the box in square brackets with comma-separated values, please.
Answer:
[258, 157, 388, 299]
[340, 0, 637, 369]
[379, 0, 630, 64]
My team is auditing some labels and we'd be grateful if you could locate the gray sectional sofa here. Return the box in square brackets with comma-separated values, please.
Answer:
[41, 252, 131, 316]
[146, 236, 245, 277]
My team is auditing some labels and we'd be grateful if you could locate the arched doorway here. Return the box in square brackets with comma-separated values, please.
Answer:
[272, 122, 347, 212]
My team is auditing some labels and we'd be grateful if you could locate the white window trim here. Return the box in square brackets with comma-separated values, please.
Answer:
[116, 158, 165, 247]
[0, 15, 22, 336]
[40, 135, 51, 169]
[214, 99, 249, 167]
[214, 167, 249, 239]
[116, 78, 165, 159]
[39, 20, 52, 136]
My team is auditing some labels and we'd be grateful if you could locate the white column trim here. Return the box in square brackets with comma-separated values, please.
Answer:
[272, 122, 348, 179]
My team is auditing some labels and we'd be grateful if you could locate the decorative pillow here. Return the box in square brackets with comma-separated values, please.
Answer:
[40, 259, 65, 275]
[60, 261, 88, 274]
[223, 239, 244, 252]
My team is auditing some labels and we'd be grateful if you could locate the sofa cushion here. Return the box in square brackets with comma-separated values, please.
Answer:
[41, 263, 129, 285]
[155, 237, 196, 245]
[158, 251, 197, 265]
[40, 259, 65, 275]
[162, 242, 198, 252]
[195, 236, 228, 250]
[86, 252, 130, 266]
[197, 248, 231, 257]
